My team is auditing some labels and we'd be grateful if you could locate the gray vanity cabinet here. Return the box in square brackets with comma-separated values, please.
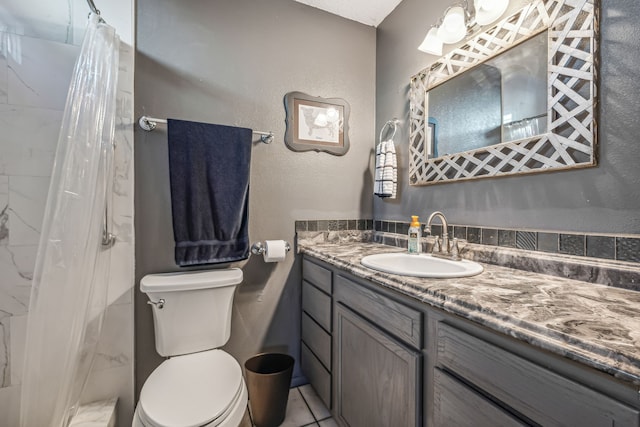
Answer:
[435, 322, 640, 427]
[301, 258, 333, 409]
[300, 254, 640, 427]
[333, 274, 422, 427]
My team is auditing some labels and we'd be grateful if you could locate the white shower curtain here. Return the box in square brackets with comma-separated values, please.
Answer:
[20, 14, 120, 427]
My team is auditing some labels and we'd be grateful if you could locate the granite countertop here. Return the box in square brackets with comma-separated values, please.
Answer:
[297, 237, 640, 387]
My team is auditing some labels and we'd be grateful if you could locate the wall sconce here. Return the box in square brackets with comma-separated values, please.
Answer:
[418, 0, 510, 55]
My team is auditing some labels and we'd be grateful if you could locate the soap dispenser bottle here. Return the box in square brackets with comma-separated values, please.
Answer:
[408, 216, 421, 254]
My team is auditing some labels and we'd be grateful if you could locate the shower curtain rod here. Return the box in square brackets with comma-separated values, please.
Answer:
[86, 0, 100, 15]
[138, 116, 275, 144]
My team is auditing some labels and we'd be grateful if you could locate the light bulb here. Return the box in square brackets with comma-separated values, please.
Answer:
[443, 6, 465, 32]
[475, 0, 509, 25]
[437, 6, 467, 44]
[418, 27, 443, 55]
[477, 0, 491, 11]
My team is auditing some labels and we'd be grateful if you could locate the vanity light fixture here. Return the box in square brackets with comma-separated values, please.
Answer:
[475, 0, 509, 25]
[418, 0, 510, 55]
[418, 27, 443, 56]
[437, 6, 468, 43]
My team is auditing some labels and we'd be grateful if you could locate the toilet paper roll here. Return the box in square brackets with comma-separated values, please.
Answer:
[263, 240, 287, 262]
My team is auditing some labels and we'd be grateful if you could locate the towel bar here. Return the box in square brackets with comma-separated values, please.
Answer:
[138, 116, 275, 144]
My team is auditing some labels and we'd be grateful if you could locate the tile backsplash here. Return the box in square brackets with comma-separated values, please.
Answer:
[295, 219, 373, 233]
[380, 220, 640, 264]
[295, 219, 640, 264]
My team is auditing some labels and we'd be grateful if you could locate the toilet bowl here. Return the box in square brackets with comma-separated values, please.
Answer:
[134, 269, 247, 427]
[133, 350, 247, 427]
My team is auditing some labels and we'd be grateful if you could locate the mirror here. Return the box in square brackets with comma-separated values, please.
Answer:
[429, 31, 547, 157]
[409, 0, 598, 185]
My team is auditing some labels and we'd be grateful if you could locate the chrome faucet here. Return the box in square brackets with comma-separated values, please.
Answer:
[425, 211, 460, 260]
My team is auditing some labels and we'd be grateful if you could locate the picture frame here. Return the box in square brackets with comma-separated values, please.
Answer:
[284, 91, 350, 156]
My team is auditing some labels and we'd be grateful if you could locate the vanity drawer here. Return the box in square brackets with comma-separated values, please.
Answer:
[302, 280, 331, 332]
[301, 312, 331, 370]
[334, 274, 422, 349]
[303, 258, 332, 294]
[433, 368, 526, 427]
[301, 342, 331, 409]
[437, 323, 640, 427]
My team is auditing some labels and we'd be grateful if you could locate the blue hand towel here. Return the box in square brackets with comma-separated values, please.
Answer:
[167, 119, 252, 266]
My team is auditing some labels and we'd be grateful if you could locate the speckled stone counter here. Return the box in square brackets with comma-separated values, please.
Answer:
[297, 233, 640, 387]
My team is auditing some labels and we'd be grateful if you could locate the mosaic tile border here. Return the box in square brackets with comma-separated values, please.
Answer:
[295, 219, 373, 233]
[375, 220, 640, 263]
[295, 219, 640, 264]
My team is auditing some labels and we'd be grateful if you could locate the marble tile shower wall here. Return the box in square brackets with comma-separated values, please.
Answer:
[0, 31, 134, 426]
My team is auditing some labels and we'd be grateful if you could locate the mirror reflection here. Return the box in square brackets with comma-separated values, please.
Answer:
[427, 31, 547, 158]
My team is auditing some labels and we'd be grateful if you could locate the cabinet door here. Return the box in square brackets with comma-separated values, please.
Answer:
[334, 303, 420, 427]
[302, 312, 331, 370]
[301, 342, 331, 409]
[302, 280, 332, 331]
[303, 257, 332, 294]
[334, 274, 422, 349]
[433, 369, 527, 427]
[437, 323, 640, 427]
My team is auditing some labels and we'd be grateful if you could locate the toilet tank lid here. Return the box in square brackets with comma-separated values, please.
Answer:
[140, 268, 243, 292]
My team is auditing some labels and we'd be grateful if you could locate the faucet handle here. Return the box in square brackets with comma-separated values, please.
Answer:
[451, 238, 461, 261]
[433, 236, 442, 253]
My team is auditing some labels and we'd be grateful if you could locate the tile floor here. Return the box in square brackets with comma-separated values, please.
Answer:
[241, 384, 337, 427]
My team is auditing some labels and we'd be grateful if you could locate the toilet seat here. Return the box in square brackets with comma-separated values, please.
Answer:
[138, 349, 244, 427]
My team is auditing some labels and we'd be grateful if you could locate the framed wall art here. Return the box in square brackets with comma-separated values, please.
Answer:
[284, 91, 350, 156]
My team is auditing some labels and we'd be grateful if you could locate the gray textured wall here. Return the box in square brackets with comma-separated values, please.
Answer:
[375, 0, 640, 234]
[135, 0, 375, 396]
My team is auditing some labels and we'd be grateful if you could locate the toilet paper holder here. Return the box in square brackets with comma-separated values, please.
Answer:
[251, 241, 291, 256]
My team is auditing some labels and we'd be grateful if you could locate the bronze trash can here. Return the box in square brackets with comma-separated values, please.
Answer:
[244, 353, 295, 427]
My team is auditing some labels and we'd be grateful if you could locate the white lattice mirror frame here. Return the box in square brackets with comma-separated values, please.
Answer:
[409, 0, 599, 185]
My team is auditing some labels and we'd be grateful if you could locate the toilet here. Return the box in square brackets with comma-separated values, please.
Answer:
[133, 268, 248, 427]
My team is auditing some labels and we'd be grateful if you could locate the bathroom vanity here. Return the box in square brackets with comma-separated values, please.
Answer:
[298, 238, 640, 427]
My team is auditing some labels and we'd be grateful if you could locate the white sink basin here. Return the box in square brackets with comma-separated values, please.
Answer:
[360, 252, 483, 278]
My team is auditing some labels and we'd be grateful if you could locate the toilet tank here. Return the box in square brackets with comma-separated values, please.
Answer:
[140, 268, 243, 357]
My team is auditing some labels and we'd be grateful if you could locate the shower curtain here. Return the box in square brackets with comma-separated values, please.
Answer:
[20, 14, 120, 427]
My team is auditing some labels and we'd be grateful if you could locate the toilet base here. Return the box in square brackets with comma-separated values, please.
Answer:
[132, 379, 248, 427]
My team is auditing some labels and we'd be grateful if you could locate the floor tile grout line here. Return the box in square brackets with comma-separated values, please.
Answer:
[248, 386, 323, 427]
[296, 386, 320, 423]
[246, 403, 255, 427]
